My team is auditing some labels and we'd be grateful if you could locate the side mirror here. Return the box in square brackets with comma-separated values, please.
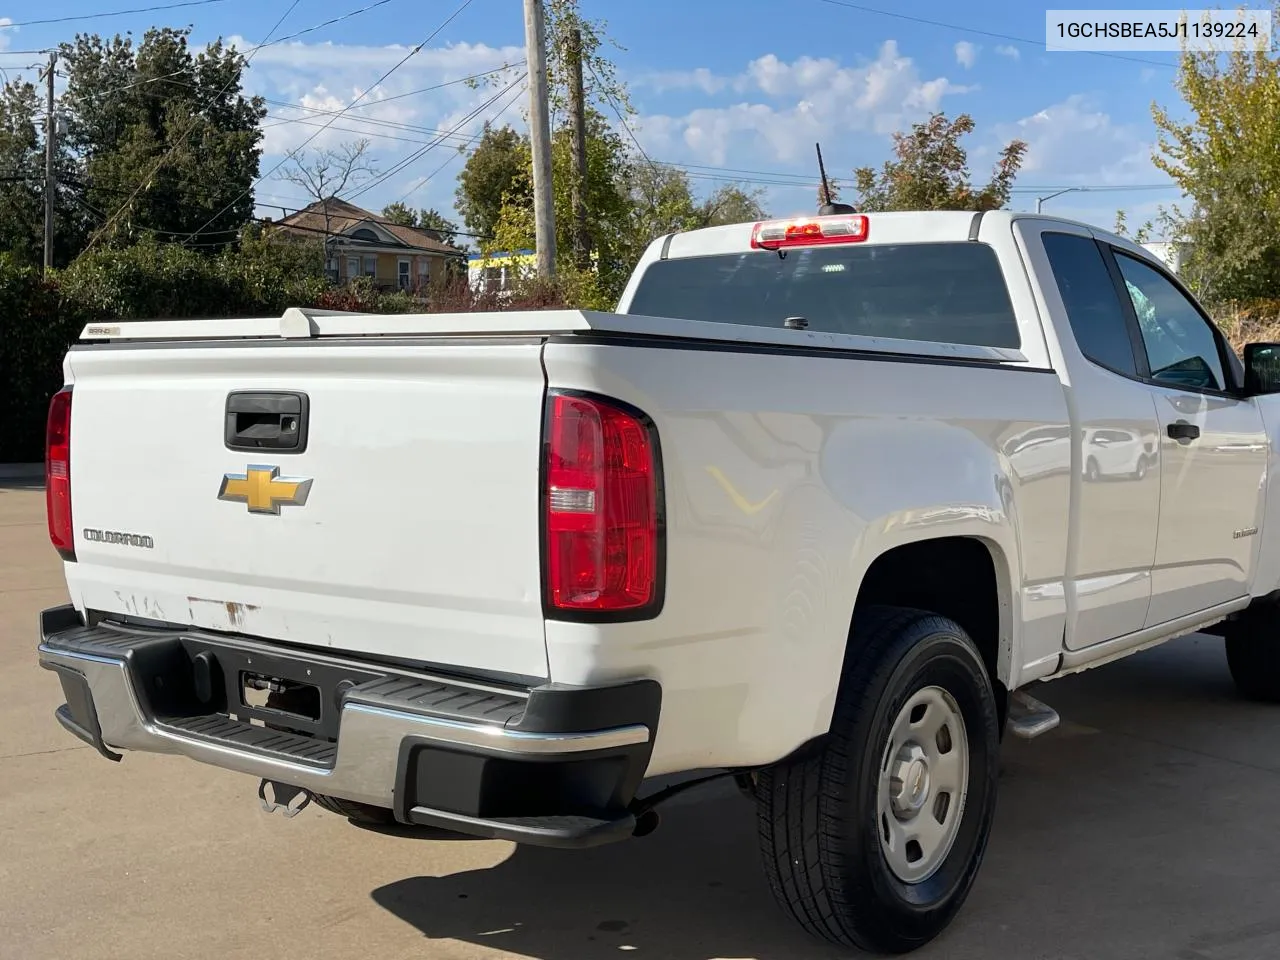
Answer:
[1244, 343, 1280, 394]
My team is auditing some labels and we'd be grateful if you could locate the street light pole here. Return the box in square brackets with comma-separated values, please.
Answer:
[1035, 187, 1085, 214]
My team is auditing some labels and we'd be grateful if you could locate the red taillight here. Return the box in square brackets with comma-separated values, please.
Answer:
[46, 386, 75, 562]
[750, 213, 869, 249]
[543, 392, 661, 616]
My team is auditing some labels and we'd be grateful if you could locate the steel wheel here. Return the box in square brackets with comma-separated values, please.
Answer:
[876, 685, 969, 884]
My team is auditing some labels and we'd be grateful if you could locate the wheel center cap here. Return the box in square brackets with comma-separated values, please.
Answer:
[890, 746, 932, 816]
[904, 759, 929, 809]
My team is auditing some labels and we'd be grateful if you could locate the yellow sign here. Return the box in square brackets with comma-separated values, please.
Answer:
[218, 465, 313, 515]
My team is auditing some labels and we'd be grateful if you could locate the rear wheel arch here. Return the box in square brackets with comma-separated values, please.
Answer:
[847, 535, 1015, 692]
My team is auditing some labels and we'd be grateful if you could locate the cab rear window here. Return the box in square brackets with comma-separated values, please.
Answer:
[627, 242, 1020, 349]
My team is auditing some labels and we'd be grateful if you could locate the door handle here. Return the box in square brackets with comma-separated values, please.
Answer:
[1167, 420, 1200, 442]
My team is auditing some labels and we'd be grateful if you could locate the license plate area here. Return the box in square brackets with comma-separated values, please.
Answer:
[241, 671, 322, 724]
[156, 637, 388, 740]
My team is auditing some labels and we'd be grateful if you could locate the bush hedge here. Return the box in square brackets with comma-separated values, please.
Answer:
[0, 257, 87, 465]
[2, 238, 571, 463]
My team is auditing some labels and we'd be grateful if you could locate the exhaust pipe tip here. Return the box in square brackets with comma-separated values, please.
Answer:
[632, 808, 661, 838]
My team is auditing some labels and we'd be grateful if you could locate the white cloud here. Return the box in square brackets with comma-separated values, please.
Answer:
[998, 94, 1156, 185]
[633, 41, 972, 166]
[229, 37, 524, 76]
[954, 41, 978, 69]
[636, 67, 728, 95]
[216, 35, 529, 219]
[0, 18, 14, 53]
[994, 44, 1021, 60]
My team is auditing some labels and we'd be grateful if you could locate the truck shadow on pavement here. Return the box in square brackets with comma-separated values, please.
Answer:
[372, 636, 1280, 960]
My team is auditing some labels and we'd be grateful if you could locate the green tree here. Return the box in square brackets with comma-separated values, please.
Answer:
[1146, 6, 1280, 303]
[58, 27, 268, 250]
[460, 0, 769, 306]
[0, 79, 90, 267]
[627, 164, 701, 242]
[381, 202, 460, 246]
[455, 125, 529, 241]
[417, 208, 460, 246]
[854, 112, 1027, 212]
[0, 82, 47, 265]
[380, 201, 416, 226]
[626, 166, 767, 252]
[697, 183, 767, 227]
[489, 111, 636, 306]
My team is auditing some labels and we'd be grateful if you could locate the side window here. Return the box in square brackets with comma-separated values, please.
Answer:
[1114, 252, 1227, 392]
[1041, 232, 1138, 377]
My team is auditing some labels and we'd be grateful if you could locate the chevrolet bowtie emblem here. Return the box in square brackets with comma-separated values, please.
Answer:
[218, 465, 313, 515]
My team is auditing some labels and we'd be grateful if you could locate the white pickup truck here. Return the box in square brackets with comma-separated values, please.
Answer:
[37, 210, 1280, 953]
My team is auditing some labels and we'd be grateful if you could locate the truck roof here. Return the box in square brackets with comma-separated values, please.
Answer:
[656, 209, 1136, 261]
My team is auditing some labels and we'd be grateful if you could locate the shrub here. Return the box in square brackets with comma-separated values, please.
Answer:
[1212, 300, 1280, 354]
[423, 274, 571, 313]
[0, 256, 86, 463]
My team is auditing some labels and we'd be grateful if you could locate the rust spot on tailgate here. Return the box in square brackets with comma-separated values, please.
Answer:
[186, 597, 260, 631]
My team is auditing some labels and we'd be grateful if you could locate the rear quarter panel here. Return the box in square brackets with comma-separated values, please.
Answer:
[542, 340, 1071, 775]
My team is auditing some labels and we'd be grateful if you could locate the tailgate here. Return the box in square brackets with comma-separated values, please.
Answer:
[63, 340, 550, 679]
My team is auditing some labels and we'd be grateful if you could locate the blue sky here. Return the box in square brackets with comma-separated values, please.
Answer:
[1, 0, 1195, 235]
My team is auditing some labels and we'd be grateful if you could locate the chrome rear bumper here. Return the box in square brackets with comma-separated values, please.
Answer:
[39, 606, 660, 847]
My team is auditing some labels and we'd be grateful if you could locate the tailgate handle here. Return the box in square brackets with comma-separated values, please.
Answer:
[225, 392, 309, 453]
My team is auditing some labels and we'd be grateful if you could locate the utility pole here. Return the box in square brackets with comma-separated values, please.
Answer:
[523, 0, 556, 279]
[43, 50, 57, 275]
[565, 27, 590, 270]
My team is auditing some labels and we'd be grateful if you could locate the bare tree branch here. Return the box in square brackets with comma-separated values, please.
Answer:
[275, 139, 377, 270]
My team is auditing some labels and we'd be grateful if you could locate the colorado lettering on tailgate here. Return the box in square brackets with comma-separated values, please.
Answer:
[82, 528, 155, 549]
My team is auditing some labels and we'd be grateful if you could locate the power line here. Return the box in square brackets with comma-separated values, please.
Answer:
[343, 70, 526, 203]
[242, 0, 398, 49]
[259, 63, 524, 121]
[81, 0, 304, 253]
[183, 0, 477, 243]
[4, 0, 230, 28]
[118, 63, 521, 138]
[55, 0, 415, 106]
[389, 75, 527, 207]
[576, 60, 1179, 196]
[814, 0, 1178, 70]
[63, 173, 487, 241]
[584, 58, 660, 177]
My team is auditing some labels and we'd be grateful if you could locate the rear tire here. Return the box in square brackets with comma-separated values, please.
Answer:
[755, 605, 1001, 953]
[1224, 606, 1280, 702]
[310, 794, 398, 827]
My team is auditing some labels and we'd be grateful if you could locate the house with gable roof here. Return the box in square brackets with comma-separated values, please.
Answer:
[269, 197, 466, 293]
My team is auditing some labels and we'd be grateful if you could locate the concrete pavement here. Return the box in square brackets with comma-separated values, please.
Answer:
[4, 479, 1280, 959]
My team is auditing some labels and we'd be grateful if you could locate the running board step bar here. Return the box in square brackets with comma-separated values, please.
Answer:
[1007, 689, 1060, 740]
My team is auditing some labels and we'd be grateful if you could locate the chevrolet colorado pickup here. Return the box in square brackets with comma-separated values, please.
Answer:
[37, 210, 1280, 953]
